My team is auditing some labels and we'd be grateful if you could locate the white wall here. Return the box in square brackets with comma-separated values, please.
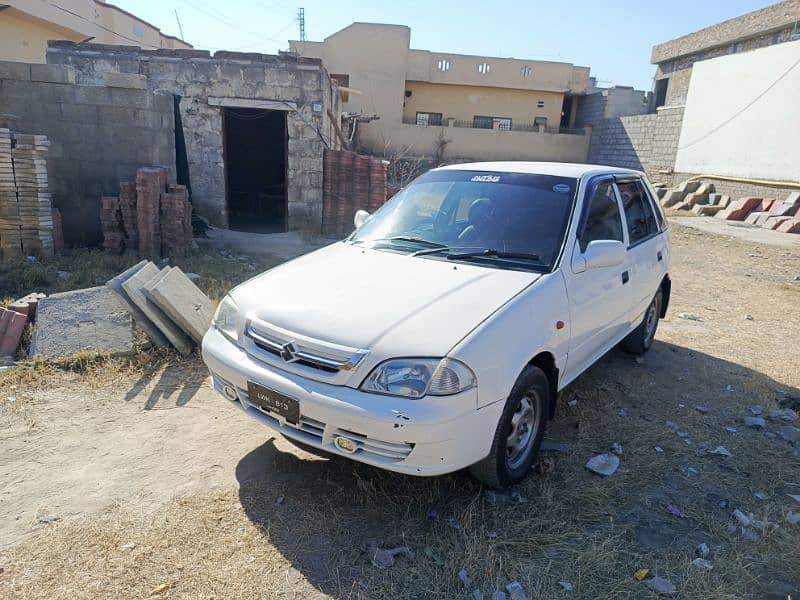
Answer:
[674, 39, 800, 182]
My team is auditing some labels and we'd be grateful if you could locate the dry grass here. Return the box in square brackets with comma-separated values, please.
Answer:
[0, 223, 799, 599]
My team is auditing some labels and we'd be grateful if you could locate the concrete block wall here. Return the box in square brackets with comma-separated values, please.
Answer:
[576, 86, 650, 128]
[671, 174, 800, 204]
[587, 106, 684, 184]
[0, 61, 175, 245]
[47, 42, 339, 232]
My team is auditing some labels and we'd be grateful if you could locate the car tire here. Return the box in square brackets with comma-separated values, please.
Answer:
[469, 365, 549, 489]
[621, 289, 662, 355]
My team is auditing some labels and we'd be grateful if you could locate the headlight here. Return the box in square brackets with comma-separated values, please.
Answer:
[360, 358, 476, 399]
[212, 295, 242, 343]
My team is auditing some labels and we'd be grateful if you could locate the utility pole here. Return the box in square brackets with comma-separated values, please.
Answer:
[297, 7, 306, 42]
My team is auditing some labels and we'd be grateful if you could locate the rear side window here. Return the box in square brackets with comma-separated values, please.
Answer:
[579, 181, 624, 251]
[617, 180, 658, 244]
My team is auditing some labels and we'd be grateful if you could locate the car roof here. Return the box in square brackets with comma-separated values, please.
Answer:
[435, 161, 643, 179]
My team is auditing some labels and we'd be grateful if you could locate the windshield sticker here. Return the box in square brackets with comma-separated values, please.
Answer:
[553, 183, 571, 193]
[471, 175, 500, 183]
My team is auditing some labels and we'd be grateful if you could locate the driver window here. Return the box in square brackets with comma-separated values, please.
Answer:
[579, 182, 624, 252]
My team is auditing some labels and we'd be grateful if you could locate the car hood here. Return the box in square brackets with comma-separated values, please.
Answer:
[231, 242, 540, 357]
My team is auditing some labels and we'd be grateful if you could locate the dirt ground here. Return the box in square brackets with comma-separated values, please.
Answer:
[1, 223, 799, 599]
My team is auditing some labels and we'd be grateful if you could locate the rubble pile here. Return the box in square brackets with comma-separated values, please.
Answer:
[99, 167, 193, 258]
[0, 128, 58, 260]
[656, 180, 800, 233]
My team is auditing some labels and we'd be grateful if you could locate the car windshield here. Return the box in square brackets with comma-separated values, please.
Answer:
[350, 169, 577, 270]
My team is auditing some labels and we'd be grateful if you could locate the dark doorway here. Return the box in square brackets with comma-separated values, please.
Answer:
[654, 78, 669, 110]
[223, 107, 287, 232]
[560, 95, 574, 129]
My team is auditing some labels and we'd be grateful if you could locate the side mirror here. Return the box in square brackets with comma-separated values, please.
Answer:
[573, 240, 625, 273]
[354, 209, 371, 229]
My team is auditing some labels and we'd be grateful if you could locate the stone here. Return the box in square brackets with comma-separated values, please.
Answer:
[697, 542, 710, 558]
[29, 286, 134, 357]
[691, 558, 713, 569]
[559, 581, 573, 592]
[740, 527, 759, 542]
[686, 467, 699, 475]
[143, 266, 214, 344]
[492, 593, 508, 600]
[611, 442, 623, 455]
[122, 264, 193, 355]
[694, 405, 710, 414]
[371, 546, 414, 569]
[459, 569, 472, 588]
[733, 509, 751, 527]
[645, 576, 676, 595]
[749, 405, 763, 415]
[655, 446, 664, 453]
[769, 408, 798, 422]
[505, 581, 528, 600]
[107, 260, 170, 349]
[586, 453, 620, 476]
[744, 416, 766, 429]
[710, 446, 732, 457]
[725, 426, 738, 433]
[777, 426, 800, 444]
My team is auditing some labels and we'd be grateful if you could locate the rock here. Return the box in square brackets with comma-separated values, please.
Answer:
[749, 405, 763, 415]
[423, 547, 445, 566]
[186, 272, 202, 281]
[769, 408, 798, 422]
[710, 446, 732, 457]
[666, 504, 685, 518]
[559, 581, 574, 592]
[618, 408, 627, 417]
[788, 494, 800, 504]
[611, 442, 623, 455]
[567, 399, 578, 407]
[665, 420, 679, 431]
[786, 511, 800, 524]
[778, 426, 800, 444]
[586, 453, 620, 476]
[744, 314, 754, 321]
[765, 431, 777, 439]
[492, 592, 508, 600]
[275, 495, 284, 505]
[485, 489, 527, 506]
[697, 542, 710, 558]
[505, 581, 528, 600]
[635, 356, 644, 365]
[744, 416, 766, 429]
[540, 439, 569, 453]
[754, 492, 767, 500]
[677, 431, 689, 438]
[733, 509, 751, 527]
[678, 312, 702, 321]
[655, 446, 665, 453]
[645, 576, 677, 595]
[36, 515, 60, 524]
[371, 546, 414, 569]
[473, 591, 483, 600]
[691, 558, 713, 569]
[459, 569, 472, 589]
[686, 467, 699, 475]
[740, 527, 759, 542]
[694, 405, 710, 414]
[725, 426, 738, 433]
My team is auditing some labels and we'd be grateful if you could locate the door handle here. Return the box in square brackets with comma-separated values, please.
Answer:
[622, 271, 629, 284]
[657, 251, 663, 262]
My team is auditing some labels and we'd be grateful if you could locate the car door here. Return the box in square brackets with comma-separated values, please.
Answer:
[562, 177, 633, 384]
[615, 177, 666, 326]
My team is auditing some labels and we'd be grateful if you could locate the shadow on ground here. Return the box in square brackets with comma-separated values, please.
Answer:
[235, 340, 800, 599]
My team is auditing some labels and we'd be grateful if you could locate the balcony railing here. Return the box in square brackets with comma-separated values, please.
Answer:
[401, 117, 585, 135]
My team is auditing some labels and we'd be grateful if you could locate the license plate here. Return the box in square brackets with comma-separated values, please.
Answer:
[247, 381, 300, 424]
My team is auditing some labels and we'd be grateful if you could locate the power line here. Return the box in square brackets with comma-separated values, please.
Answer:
[177, 0, 295, 46]
[49, 2, 160, 48]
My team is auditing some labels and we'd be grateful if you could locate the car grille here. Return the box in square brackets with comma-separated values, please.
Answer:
[243, 317, 368, 382]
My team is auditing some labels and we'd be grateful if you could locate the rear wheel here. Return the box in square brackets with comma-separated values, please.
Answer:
[621, 289, 662, 355]
[469, 365, 549, 489]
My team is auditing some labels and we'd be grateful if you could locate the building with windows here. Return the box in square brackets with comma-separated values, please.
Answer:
[0, 0, 191, 64]
[289, 22, 592, 163]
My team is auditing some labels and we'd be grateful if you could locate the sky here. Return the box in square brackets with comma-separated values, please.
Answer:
[115, 0, 777, 91]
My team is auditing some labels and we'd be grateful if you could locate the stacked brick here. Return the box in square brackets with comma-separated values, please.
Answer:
[160, 184, 193, 258]
[101, 167, 193, 257]
[0, 128, 55, 260]
[321, 149, 390, 237]
[659, 179, 800, 235]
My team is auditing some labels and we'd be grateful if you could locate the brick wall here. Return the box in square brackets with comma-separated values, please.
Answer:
[0, 61, 175, 245]
[47, 42, 341, 233]
[586, 106, 684, 184]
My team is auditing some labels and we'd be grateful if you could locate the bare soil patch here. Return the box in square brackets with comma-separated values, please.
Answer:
[0, 223, 799, 599]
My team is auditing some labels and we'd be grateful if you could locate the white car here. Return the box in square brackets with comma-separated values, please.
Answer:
[202, 162, 671, 487]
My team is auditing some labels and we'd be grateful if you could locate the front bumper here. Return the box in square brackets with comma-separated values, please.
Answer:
[202, 328, 503, 476]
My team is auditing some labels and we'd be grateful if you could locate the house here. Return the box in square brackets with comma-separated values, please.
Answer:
[289, 22, 592, 163]
[0, 0, 191, 63]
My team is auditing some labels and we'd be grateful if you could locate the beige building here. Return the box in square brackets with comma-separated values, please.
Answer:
[1, 0, 191, 63]
[290, 23, 592, 163]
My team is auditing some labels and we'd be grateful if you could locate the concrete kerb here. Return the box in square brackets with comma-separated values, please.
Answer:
[106, 260, 170, 349]
[143, 266, 214, 345]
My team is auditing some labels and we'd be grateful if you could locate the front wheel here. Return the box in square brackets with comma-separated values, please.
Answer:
[469, 365, 549, 489]
[621, 289, 662, 355]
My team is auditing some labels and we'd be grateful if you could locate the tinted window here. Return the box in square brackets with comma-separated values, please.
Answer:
[579, 181, 623, 251]
[351, 170, 577, 270]
[618, 180, 658, 244]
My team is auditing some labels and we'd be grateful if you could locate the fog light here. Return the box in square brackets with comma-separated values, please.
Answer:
[334, 436, 358, 454]
[223, 385, 237, 400]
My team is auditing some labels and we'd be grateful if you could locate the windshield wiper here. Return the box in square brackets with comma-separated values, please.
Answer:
[382, 236, 448, 248]
[446, 249, 541, 262]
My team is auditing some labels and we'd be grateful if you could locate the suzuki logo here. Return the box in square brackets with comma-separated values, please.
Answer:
[279, 341, 300, 363]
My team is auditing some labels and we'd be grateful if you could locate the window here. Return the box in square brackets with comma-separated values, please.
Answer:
[498, 118, 512, 131]
[473, 115, 494, 129]
[533, 116, 548, 129]
[477, 62, 491, 74]
[617, 180, 659, 244]
[416, 112, 442, 126]
[579, 181, 624, 251]
[331, 73, 350, 102]
[654, 78, 668, 109]
[537, 100, 545, 108]
[437, 59, 451, 71]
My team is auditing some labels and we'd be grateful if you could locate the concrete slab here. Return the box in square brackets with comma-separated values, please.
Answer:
[107, 260, 170, 349]
[121, 263, 193, 355]
[672, 217, 800, 248]
[29, 286, 134, 358]
[144, 267, 214, 344]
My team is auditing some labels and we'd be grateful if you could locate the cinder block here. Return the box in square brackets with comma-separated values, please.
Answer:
[692, 204, 723, 216]
[30, 64, 75, 85]
[785, 192, 800, 206]
[707, 193, 722, 205]
[772, 202, 798, 217]
[677, 180, 701, 193]
[717, 195, 732, 209]
[100, 72, 147, 90]
[763, 217, 790, 229]
[0, 61, 32, 81]
[759, 198, 777, 211]
[745, 211, 769, 225]
[776, 219, 800, 233]
[661, 189, 686, 207]
[0, 308, 29, 357]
